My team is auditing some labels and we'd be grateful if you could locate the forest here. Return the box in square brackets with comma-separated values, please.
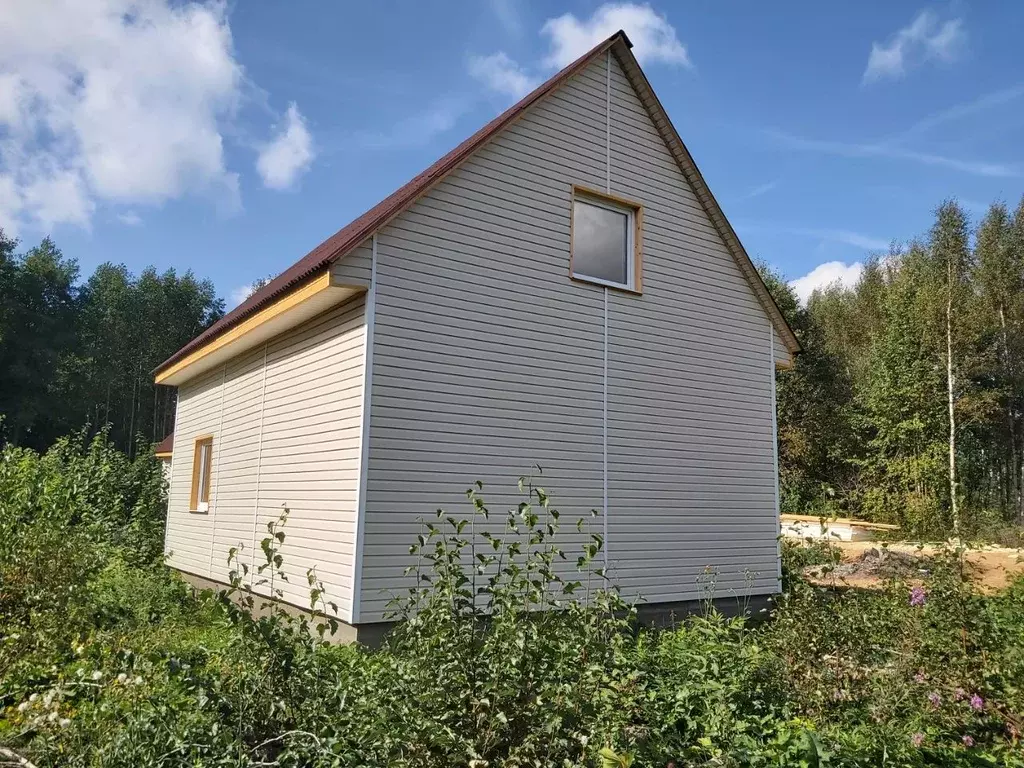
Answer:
[765, 196, 1024, 541]
[0, 229, 223, 455]
[2, 196, 1024, 540]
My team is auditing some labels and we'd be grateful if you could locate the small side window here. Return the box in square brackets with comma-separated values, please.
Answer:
[570, 187, 642, 292]
[190, 436, 213, 512]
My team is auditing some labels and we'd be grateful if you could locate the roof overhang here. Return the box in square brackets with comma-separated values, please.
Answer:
[154, 271, 365, 386]
[155, 29, 799, 376]
[609, 40, 800, 358]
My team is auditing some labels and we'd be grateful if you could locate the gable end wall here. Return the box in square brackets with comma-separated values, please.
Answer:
[357, 52, 781, 621]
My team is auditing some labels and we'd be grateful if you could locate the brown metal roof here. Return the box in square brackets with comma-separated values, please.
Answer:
[154, 32, 632, 376]
[154, 432, 174, 455]
[155, 27, 800, 378]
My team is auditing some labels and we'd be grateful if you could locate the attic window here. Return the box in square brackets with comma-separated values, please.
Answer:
[190, 436, 213, 512]
[570, 186, 642, 292]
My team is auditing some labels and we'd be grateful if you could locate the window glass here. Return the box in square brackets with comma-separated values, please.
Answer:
[197, 442, 211, 503]
[191, 437, 213, 510]
[572, 198, 630, 286]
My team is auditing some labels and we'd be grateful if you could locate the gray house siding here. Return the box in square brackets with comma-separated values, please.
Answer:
[356, 51, 782, 621]
[604, 55, 778, 600]
[164, 296, 367, 620]
[331, 243, 374, 287]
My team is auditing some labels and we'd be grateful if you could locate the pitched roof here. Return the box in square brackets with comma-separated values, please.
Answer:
[154, 432, 174, 456]
[156, 30, 798, 377]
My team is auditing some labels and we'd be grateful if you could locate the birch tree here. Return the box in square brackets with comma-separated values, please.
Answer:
[926, 201, 975, 536]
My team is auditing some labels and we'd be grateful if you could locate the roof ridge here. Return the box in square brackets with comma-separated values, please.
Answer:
[156, 27, 799, 377]
[155, 31, 629, 375]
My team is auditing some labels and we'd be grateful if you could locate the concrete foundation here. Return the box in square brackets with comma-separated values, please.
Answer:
[173, 567, 775, 646]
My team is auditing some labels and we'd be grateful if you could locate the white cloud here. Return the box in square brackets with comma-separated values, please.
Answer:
[21, 165, 95, 231]
[863, 10, 966, 83]
[813, 230, 889, 251]
[256, 102, 314, 190]
[740, 222, 890, 256]
[117, 211, 142, 226]
[737, 179, 779, 201]
[489, 0, 524, 37]
[471, 3, 689, 99]
[790, 261, 864, 304]
[765, 129, 1019, 178]
[356, 98, 471, 150]
[890, 83, 1024, 142]
[230, 282, 258, 307]
[468, 52, 538, 98]
[0, 0, 244, 232]
[541, 3, 690, 69]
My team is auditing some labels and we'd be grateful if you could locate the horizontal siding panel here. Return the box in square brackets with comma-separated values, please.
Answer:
[358, 53, 779, 618]
[165, 295, 367, 621]
[605, 51, 778, 602]
[255, 297, 366, 615]
[331, 241, 373, 286]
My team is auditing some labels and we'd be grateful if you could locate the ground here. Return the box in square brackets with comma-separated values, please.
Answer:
[804, 540, 1024, 592]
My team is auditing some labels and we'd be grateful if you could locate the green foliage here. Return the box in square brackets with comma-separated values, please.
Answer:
[0, 432, 175, 711]
[0, 227, 223, 454]
[766, 549, 1024, 765]
[2, 456, 1022, 766]
[759, 264, 857, 517]
[762, 196, 1024, 540]
[780, 538, 843, 590]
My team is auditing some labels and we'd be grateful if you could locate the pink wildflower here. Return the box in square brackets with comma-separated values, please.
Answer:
[927, 691, 941, 708]
[911, 732, 925, 747]
[969, 693, 984, 711]
[962, 735, 974, 747]
[909, 586, 926, 606]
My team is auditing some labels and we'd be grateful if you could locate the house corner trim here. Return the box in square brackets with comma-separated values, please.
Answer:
[351, 235, 377, 624]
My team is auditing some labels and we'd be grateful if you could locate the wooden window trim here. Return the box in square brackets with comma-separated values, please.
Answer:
[189, 435, 213, 513]
[569, 184, 643, 295]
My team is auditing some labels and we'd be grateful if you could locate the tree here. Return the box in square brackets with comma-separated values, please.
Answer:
[974, 201, 1024, 519]
[759, 264, 858, 515]
[0, 236, 223, 454]
[71, 264, 223, 455]
[858, 245, 948, 533]
[926, 201, 979, 536]
[0, 237, 80, 448]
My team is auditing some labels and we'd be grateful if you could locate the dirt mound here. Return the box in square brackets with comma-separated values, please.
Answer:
[802, 541, 1024, 592]
[808, 547, 929, 581]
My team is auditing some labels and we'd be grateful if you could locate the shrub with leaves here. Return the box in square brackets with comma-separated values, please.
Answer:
[0, 430, 172, 710]
[2, 454, 1024, 767]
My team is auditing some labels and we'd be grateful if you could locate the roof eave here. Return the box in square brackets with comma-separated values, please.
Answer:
[154, 31, 631, 378]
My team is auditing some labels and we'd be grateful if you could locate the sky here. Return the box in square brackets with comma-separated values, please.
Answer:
[1, 1, 1022, 307]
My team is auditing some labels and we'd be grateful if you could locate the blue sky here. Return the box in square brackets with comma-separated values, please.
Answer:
[1, 1, 1022, 305]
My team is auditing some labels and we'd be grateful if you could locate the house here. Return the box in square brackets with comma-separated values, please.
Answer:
[153, 30, 800, 643]
[154, 432, 174, 484]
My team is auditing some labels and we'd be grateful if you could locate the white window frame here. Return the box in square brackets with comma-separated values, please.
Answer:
[570, 186, 642, 293]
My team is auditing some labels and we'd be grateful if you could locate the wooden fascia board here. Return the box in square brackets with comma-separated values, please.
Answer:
[154, 271, 336, 385]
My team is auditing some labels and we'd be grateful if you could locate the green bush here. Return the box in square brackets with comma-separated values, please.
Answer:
[1, 447, 1023, 767]
[0, 431, 172, 712]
